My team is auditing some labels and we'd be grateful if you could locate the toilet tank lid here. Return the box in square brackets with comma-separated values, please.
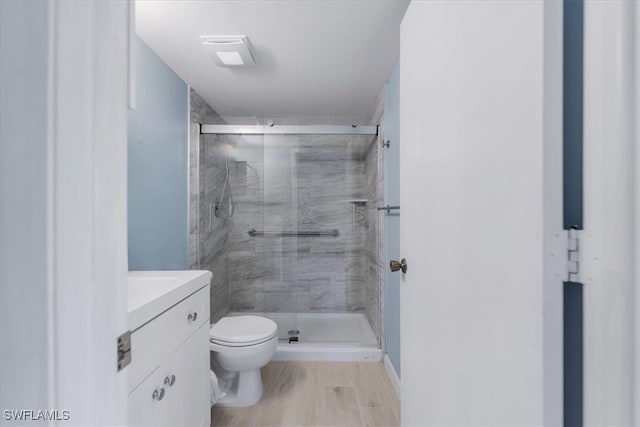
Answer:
[210, 315, 278, 344]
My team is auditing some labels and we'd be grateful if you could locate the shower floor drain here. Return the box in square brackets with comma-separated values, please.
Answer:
[288, 330, 300, 336]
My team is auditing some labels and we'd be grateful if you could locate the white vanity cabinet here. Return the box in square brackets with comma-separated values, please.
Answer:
[127, 271, 212, 427]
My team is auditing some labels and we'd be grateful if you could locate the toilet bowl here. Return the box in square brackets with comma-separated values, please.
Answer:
[209, 315, 278, 407]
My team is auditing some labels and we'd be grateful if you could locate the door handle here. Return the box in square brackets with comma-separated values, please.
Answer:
[390, 258, 407, 273]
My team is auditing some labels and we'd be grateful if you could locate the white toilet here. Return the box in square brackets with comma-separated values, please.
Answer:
[209, 315, 278, 407]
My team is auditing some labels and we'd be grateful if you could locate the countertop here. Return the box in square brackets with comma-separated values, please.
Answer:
[127, 270, 212, 331]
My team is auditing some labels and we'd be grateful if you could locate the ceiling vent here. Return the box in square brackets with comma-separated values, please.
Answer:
[200, 35, 256, 68]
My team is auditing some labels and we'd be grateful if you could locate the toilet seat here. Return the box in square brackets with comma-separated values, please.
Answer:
[210, 315, 278, 347]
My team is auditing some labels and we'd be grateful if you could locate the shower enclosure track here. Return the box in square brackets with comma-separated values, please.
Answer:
[200, 124, 378, 136]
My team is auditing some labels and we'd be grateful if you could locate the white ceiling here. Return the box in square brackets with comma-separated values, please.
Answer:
[135, 0, 409, 124]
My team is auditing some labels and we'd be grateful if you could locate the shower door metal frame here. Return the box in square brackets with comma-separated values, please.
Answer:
[202, 123, 382, 349]
[201, 124, 378, 135]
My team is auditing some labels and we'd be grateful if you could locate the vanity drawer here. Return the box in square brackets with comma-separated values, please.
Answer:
[128, 285, 209, 392]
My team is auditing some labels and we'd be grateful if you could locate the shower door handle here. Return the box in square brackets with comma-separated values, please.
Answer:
[390, 258, 407, 274]
[208, 203, 213, 232]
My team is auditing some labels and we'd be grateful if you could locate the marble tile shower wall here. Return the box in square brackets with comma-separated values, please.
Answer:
[228, 135, 373, 315]
[189, 89, 230, 322]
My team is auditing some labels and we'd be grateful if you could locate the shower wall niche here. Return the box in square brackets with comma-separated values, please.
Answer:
[189, 90, 381, 344]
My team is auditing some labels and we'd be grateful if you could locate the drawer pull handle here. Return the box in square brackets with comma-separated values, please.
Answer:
[164, 375, 176, 387]
[152, 388, 165, 401]
[187, 312, 198, 322]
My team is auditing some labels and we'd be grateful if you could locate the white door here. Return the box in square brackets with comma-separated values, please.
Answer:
[582, 2, 639, 424]
[399, 1, 563, 425]
[1, 1, 131, 425]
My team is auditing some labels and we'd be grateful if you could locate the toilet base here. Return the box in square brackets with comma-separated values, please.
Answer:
[214, 369, 263, 407]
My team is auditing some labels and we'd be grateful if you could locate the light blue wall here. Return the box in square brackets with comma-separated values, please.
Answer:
[384, 64, 401, 377]
[128, 38, 189, 270]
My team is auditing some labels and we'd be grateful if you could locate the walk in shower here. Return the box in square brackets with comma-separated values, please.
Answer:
[190, 92, 383, 361]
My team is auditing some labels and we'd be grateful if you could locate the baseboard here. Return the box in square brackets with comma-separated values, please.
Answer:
[383, 353, 401, 399]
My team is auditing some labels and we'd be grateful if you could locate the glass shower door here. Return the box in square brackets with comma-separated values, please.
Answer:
[262, 133, 300, 342]
[220, 131, 265, 320]
[261, 131, 375, 345]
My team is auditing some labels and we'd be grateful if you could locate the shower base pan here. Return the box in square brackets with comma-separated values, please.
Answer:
[228, 312, 382, 362]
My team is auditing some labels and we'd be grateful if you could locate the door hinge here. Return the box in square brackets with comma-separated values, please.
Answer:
[567, 228, 580, 282]
[117, 330, 131, 371]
